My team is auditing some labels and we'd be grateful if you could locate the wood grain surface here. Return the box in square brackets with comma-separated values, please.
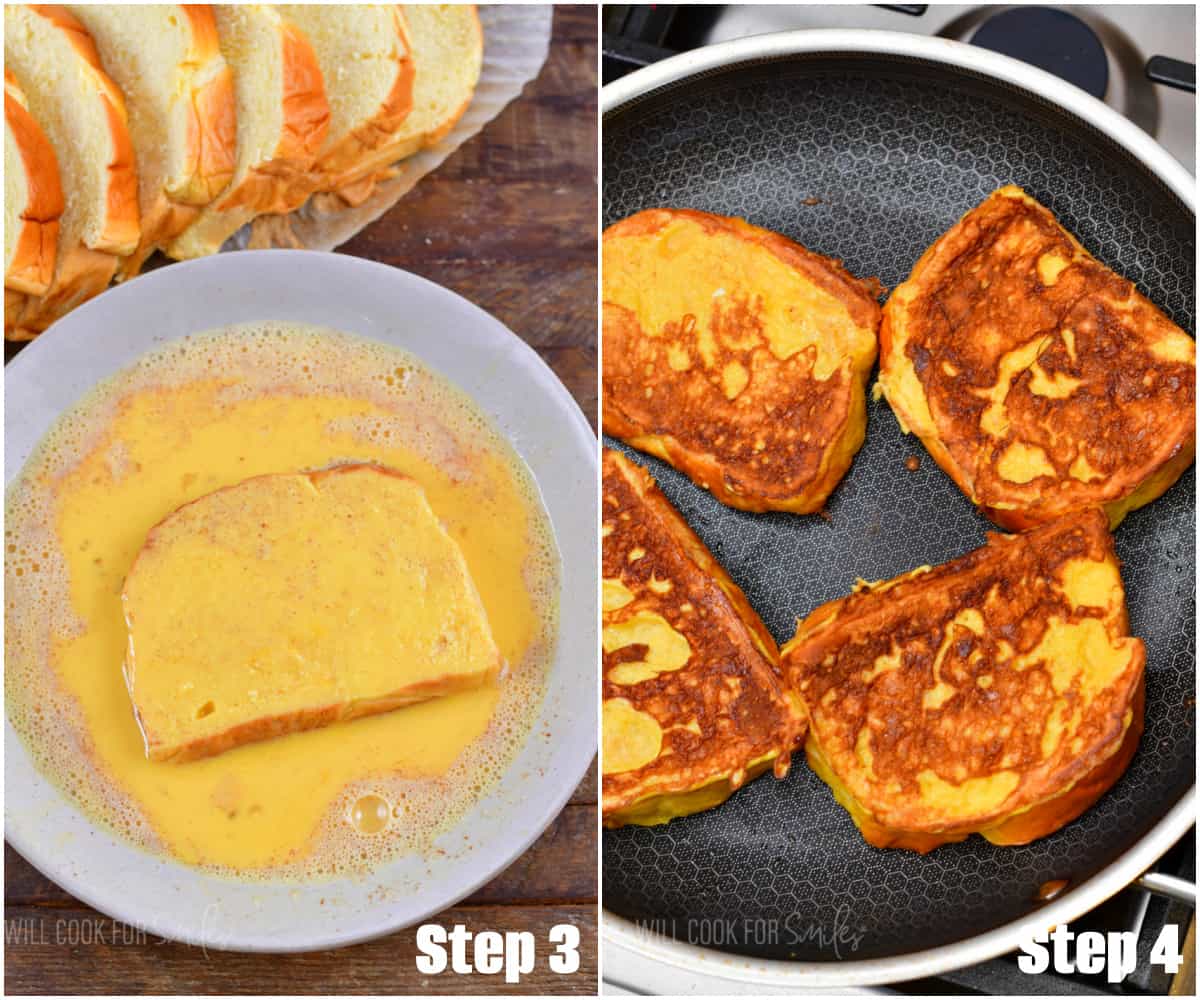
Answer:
[4, 6, 598, 994]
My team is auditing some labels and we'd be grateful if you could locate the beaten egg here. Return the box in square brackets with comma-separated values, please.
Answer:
[5, 322, 559, 876]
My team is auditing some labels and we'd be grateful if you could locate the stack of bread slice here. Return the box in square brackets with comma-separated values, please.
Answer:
[163, 4, 331, 260]
[5, 5, 139, 339]
[4, 3, 483, 339]
[64, 5, 238, 278]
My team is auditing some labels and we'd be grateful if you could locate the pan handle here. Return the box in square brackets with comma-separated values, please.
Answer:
[1137, 871, 1197, 907]
[1146, 55, 1196, 94]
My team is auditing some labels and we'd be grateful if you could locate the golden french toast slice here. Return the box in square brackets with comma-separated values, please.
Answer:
[879, 185, 1195, 531]
[122, 464, 501, 762]
[781, 507, 1144, 852]
[602, 449, 805, 826]
[603, 208, 881, 514]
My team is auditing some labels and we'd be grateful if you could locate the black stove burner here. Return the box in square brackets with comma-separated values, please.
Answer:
[970, 6, 1109, 99]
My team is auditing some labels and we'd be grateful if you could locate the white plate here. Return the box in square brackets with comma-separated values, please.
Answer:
[4, 250, 598, 952]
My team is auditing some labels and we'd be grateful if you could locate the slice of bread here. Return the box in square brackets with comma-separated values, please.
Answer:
[879, 185, 1195, 531]
[66, 4, 237, 279]
[328, 4, 482, 197]
[604, 208, 882, 513]
[781, 508, 1144, 852]
[273, 3, 415, 193]
[4, 4, 139, 338]
[165, 4, 329, 260]
[122, 464, 504, 762]
[4, 70, 63, 299]
[602, 449, 805, 827]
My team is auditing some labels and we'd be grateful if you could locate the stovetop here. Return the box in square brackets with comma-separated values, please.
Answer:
[600, 5, 1196, 995]
[602, 3, 1197, 174]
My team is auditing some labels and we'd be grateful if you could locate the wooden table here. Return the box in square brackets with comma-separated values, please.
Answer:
[4, 6, 597, 994]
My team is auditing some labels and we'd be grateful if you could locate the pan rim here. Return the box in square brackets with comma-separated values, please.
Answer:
[601, 29, 1195, 212]
[603, 792, 1195, 986]
[601, 28, 1196, 986]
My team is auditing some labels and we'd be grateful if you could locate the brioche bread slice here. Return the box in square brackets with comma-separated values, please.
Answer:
[4, 70, 63, 299]
[781, 508, 1144, 851]
[4, 4, 139, 339]
[328, 3, 482, 197]
[602, 449, 804, 827]
[879, 186, 1195, 531]
[165, 4, 329, 260]
[273, 3, 415, 194]
[603, 208, 882, 513]
[66, 4, 237, 279]
[122, 464, 504, 762]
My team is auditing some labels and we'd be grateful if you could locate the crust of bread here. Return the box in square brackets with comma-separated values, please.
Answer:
[237, 17, 330, 214]
[173, 6, 238, 205]
[4, 70, 63, 297]
[142, 666, 495, 763]
[166, 12, 329, 259]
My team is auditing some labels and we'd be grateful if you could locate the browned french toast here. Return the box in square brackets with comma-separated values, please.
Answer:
[879, 185, 1195, 531]
[602, 448, 805, 826]
[781, 507, 1144, 852]
[603, 208, 882, 514]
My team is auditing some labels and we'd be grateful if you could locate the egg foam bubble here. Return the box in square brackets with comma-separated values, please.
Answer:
[6, 322, 560, 878]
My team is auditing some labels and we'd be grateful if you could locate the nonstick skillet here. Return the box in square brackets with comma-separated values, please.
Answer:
[602, 30, 1195, 986]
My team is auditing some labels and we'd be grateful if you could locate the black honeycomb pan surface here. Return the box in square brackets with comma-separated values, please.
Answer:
[602, 53, 1195, 963]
